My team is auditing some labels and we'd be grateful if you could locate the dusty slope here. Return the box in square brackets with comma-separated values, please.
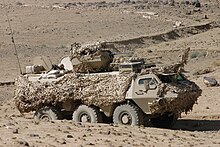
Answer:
[0, 0, 219, 80]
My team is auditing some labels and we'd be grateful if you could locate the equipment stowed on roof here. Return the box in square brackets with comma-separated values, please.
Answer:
[119, 62, 142, 73]
[25, 56, 53, 74]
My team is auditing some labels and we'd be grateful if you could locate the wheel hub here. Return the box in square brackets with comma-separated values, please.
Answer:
[80, 114, 91, 123]
[121, 113, 131, 125]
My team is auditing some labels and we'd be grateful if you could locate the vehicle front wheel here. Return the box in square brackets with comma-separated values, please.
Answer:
[150, 112, 178, 128]
[113, 104, 143, 126]
[73, 105, 102, 123]
[34, 106, 62, 122]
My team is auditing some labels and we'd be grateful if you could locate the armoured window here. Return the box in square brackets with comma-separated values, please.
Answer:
[158, 74, 186, 83]
[120, 65, 132, 69]
[138, 78, 157, 85]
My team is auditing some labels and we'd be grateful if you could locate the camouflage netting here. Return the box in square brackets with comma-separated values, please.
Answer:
[150, 82, 202, 114]
[141, 47, 190, 75]
[70, 42, 113, 73]
[140, 63, 183, 75]
[70, 42, 106, 58]
[15, 73, 132, 113]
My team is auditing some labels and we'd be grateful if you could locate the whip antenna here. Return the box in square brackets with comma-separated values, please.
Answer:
[3, 0, 22, 74]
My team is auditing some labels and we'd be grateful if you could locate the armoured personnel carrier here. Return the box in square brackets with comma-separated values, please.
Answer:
[14, 44, 202, 128]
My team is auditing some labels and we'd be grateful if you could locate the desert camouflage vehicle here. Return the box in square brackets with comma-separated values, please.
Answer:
[14, 43, 202, 128]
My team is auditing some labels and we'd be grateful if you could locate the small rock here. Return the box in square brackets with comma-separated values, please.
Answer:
[66, 126, 71, 130]
[77, 122, 82, 126]
[173, 21, 183, 28]
[186, 10, 192, 15]
[17, 140, 29, 147]
[67, 134, 73, 138]
[87, 142, 95, 145]
[147, 49, 153, 53]
[107, 131, 111, 135]
[193, 8, 200, 12]
[105, 139, 110, 142]
[194, 2, 201, 7]
[182, 0, 190, 5]
[61, 141, 66, 144]
[168, 0, 175, 6]
[113, 124, 119, 127]
[63, 131, 69, 133]
[29, 134, 39, 137]
[12, 128, 18, 134]
[203, 77, 218, 87]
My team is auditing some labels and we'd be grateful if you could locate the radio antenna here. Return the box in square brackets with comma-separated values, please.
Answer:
[3, 0, 22, 74]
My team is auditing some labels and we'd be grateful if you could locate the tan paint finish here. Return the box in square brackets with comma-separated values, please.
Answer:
[126, 74, 161, 114]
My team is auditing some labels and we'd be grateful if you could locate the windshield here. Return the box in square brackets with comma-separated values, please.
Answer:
[158, 73, 186, 83]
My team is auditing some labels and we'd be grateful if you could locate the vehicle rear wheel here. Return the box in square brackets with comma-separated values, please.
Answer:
[73, 105, 102, 123]
[113, 104, 143, 126]
[34, 106, 62, 122]
[150, 112, 178, 128]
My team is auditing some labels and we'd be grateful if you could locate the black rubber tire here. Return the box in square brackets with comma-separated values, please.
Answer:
[34, 106, 62, 122]
[113, 104, 143, 126]
[73, 105, 102, 123]
[150, 112, 178, 128]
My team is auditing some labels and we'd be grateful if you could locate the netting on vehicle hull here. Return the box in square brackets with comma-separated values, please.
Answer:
[14, 73, 132, 113]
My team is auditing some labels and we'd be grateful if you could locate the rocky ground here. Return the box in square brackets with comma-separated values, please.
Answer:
[0, 0, 220, 146]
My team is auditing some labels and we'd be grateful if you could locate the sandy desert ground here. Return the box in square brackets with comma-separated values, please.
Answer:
[0, 0, 220, 146]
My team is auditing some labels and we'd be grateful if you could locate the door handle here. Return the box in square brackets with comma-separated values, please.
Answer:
[135, 90, 145, 95]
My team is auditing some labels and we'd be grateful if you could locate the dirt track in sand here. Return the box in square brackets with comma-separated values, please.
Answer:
[0, 0, 220, 146]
